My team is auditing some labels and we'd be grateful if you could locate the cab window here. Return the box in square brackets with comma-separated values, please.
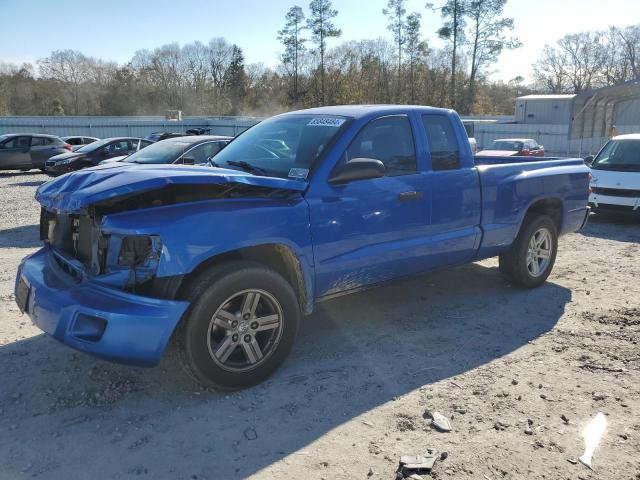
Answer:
[343, 115, 417, 176]
[422, 115, 460, 170]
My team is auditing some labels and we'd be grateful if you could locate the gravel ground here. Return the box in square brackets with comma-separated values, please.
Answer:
[0, 170, 638, 480]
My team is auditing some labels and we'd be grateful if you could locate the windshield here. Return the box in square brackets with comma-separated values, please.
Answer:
[75, 138, 116, 153]
[213, 114, 349, 179]
[492, 140, 522, 151]
[123, 140, 196, 164]
[592, 139, 640, 171]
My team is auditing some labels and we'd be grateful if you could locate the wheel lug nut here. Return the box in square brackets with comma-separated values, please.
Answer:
[243, 313, 250, 320]
[244, 334, 252, 342]
[231, 320, 238, 328]
[251, 322, 258, 330]
[232, 334, 238, 342]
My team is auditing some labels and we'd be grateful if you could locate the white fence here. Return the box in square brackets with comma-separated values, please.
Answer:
[474, 123, 640, 157]
[0, 116, 261, 138]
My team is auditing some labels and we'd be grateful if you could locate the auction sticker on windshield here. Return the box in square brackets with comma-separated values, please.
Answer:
[288, 168, 309, 180]
[307, 118, 345, 127]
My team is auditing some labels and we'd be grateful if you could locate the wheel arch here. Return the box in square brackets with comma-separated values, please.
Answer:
[175, 243, 314, 315]
[521, 197, 563, 233]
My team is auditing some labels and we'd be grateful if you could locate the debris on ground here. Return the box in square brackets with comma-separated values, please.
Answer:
[579, 412, 607, 470]
[423, 411, 451, 432]
[397, 449, 440, 479]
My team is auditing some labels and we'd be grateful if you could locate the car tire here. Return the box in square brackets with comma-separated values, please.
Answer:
[499, 214, 558, 289]
[177, 261, 300, 391]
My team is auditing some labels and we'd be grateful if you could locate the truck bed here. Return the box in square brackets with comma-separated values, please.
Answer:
[473, 156, 590, 259]
[474, 155, 566, 166]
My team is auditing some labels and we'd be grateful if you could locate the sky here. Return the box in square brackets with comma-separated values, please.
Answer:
[0, 0, 638, 82]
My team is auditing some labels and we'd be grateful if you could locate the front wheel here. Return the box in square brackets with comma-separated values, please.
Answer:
[178, 261, 300, 390]
[499, 214, 558, 288]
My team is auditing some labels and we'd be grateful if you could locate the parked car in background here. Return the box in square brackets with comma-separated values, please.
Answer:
[0, 134, 71, 171]
[185, 127, 211, 135]
[99, 135, 232, 166]
[476, 138, 545, 157]
[61, 136, 99, 151]
[18, 105, 590, 390]
[143, 128, 215, 143]
[144, 132, 186, 143]
[587, 134, 640, 217]
[45, 137, 151, 176]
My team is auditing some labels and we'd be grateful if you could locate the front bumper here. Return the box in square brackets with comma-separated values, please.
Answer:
[15, 247, 189, 367]
[589, 193, 640, 217]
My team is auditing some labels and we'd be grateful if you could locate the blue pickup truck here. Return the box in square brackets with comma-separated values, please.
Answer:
[15, 106, 590, 390]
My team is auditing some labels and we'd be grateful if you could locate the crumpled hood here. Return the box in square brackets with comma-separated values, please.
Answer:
[36, 164, 307, 213]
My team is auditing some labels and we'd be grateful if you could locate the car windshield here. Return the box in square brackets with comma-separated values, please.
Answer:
[492, 140, 522, 151]
[123, 140, 196, 164]
[213, 114, 349, 179]
[75, 138, 117, 153]
[592, 139, 640, 171]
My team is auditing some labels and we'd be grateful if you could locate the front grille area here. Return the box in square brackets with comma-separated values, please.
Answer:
[592, 186, 640, 198]
[40, 208, 95, 267]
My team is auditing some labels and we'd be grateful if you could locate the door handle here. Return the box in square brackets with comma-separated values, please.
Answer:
[398, 190, 422, 201]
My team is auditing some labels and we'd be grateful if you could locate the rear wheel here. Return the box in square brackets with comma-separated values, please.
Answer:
[499, 214, 558, 288]
[178, 261, 300, 390]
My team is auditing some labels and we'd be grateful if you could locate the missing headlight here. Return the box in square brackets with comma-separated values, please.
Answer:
[118, 235, 152, 267]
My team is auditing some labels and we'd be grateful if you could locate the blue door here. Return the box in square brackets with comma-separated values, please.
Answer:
[306, 115, 432, 298]
[421, 114, 481, 267]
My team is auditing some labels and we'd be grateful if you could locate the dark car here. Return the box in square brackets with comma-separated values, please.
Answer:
[143, 128, 213, 143]
[112, 135, 232, 166]
[45, 137, 151, 176]
[0, 134, 71, 171]
[143, 132, 186, 143]
[61, 136, 100, 151]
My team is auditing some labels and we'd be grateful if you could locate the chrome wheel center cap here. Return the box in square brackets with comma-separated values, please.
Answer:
[238, 322, 250, 334]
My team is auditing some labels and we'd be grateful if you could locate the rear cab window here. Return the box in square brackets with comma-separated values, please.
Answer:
[421, 115, 460, 170]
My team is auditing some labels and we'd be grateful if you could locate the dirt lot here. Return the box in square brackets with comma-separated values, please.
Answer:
[0, 171, 638, 480]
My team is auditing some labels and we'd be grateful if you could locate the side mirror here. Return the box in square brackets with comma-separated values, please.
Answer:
[182, 156, 196, 165]
[329, 158, 385, 184]
[584, 155, 594, 166]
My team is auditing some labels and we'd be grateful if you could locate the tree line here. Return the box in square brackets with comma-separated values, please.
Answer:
[0, 0, 638, 118]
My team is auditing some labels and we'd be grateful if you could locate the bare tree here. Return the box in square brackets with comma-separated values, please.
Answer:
[38, 50, 91, 114]
[534, 32, 606, 94]
[307, 0, 341, 103]
[617, 25, 640, 80]
[533, 45, 569, 93]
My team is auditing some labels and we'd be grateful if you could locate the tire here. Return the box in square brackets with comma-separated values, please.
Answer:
[499, 214, 558, 289]
[178, 261, 300, 390]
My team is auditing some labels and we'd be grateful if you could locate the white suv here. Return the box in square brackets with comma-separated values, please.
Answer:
[588, 134, 640, 217]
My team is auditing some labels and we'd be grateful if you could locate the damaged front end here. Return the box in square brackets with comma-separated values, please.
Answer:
[18, 165, 309, 366]
[39, 206, 162, 293]
[35, 164, 308, 295]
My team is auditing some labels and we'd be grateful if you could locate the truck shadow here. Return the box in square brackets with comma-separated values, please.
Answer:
[0, 262, 570, 479]
[581, 213, 640, 243]
[0, 224, 41, 248]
